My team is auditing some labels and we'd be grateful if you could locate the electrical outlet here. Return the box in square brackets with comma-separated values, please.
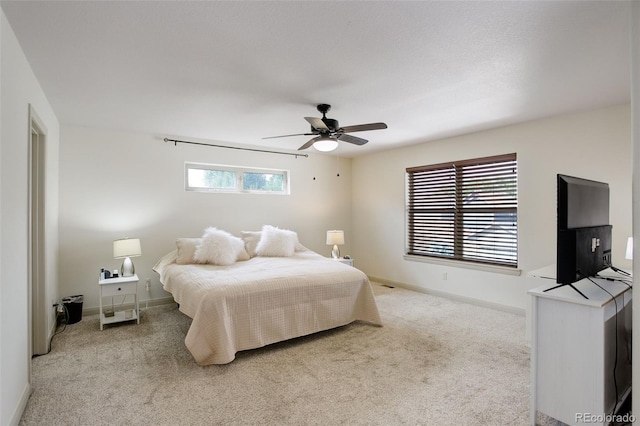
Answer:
[145, 277, 151, 292]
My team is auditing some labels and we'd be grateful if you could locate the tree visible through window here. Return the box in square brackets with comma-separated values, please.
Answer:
[243, 172, 284, 191]
[189, 169, 236, 190]
[406, 153, 517, 267]
[185, 163, 289, 194]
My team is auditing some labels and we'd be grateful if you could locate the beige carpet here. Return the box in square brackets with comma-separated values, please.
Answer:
[20, 284, 530, 425]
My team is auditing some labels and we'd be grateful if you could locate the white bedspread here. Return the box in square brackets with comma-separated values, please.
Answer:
[153, 250, 382, 365]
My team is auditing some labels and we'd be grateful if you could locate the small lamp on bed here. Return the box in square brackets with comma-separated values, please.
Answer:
[326, 230, 344, 259]
[113, 237, 142, 277]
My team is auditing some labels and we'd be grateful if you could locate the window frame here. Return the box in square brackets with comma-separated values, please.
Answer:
[185, 162, 290, 195]
[405, 153, 518, 269]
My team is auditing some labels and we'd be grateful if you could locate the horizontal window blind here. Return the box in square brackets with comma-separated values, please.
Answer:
[406, 153, 517, 267]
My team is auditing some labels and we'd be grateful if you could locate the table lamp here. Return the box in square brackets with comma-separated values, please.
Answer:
[326, 230, 344, 259]
[113, 237, 141, 277]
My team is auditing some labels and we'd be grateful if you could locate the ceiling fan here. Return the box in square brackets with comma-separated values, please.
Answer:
[263, 104, 387, 152]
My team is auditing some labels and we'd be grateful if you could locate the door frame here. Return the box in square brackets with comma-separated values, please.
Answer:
[28, 104, 48, 367]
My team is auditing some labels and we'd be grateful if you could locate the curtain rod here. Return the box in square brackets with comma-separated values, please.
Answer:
[163, 137, 308, 158]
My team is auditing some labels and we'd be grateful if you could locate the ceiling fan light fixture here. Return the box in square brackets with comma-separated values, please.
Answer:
[263, 104, 386, 151]
[313, 137, 339, 152]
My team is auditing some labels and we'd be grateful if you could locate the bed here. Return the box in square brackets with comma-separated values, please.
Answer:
[153, 233, 382, 365]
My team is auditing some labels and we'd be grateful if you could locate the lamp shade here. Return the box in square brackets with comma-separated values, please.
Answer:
[113, 238, 142, 259]
[626, 237, 633, 260]
[326, 230, 345, 245]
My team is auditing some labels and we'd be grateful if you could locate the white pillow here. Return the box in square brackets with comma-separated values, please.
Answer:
[241, 231, 262, 257]
[193, 227, 247, 266]
[242, 230, 306, 257]
[236, 245, 250, 261]
[175, 238, 204, 264]
[255, 225, 298, 257]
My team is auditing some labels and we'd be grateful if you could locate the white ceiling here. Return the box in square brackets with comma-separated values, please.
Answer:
[1, 1, 631, 157]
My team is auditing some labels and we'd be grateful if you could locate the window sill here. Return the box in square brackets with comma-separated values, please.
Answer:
[403, 254, 522, 276]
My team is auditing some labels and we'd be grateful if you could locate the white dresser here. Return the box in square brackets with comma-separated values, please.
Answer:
[528, 266, 632, 425]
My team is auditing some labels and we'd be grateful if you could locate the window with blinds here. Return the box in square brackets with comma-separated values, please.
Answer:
[406, 153, 518, 268]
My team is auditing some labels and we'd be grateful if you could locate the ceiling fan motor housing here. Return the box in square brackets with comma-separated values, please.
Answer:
[321, 118, 339, 132]
[316, 104, 338, 132]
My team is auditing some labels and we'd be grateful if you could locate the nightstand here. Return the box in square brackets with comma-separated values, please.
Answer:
[335, 258, 354, 267]
[98, 274, 139, 330]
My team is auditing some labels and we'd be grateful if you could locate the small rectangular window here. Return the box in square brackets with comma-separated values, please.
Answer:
[185, 163, 289, 194]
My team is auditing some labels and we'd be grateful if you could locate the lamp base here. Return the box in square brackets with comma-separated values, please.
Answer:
[331, 245, 340, 259]
[121, 257, 135, 277]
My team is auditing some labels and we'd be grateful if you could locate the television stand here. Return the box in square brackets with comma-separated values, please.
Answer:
[528, 268, 632, 426]
[543, 282, 588, 299]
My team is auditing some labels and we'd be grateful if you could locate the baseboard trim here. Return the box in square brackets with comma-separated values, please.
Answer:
[10, 382, 32, 426]
[368, 276, 525, 316]
[82, 297, 175, 317]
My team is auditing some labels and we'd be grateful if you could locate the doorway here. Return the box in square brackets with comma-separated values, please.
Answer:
[29, 105, 48, 362]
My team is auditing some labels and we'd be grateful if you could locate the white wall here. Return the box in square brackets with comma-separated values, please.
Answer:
[352, 105, 631, 313]
[0, 10, 60, 426]
[58, 126, 353, 311]
[630, 0, 639, 419]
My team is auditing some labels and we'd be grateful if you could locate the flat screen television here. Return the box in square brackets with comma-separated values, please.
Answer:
[549, 174, 612, 298]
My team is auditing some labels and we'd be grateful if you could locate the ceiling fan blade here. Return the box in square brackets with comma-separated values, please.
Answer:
[262, 132, 316, 140]
[304, 117, 329, 131]
[298, 136, 320, 151]
[337, 133, 368, 145]
[339, 122, 387, 133]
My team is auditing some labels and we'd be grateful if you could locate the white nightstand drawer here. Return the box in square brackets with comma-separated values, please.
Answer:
[101, 281, 136, 297]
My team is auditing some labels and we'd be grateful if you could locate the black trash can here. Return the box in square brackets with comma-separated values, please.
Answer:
[62, 295, 84, 324]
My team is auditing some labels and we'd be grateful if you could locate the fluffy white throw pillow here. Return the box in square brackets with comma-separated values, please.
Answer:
[194, 227, 246, 266]
[255, 225, 298, 257]
[242, 229, 307, 257]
